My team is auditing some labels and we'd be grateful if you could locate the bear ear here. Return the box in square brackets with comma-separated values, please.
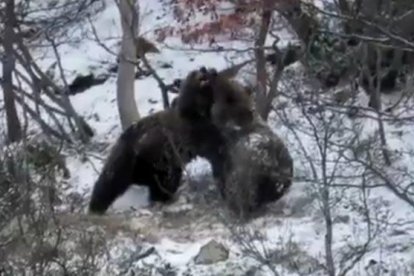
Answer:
[207, 68, 218, 77]
[199, 66, 208, 74]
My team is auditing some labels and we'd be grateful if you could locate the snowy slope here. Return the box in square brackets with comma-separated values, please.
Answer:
[2, 0, 414, 275]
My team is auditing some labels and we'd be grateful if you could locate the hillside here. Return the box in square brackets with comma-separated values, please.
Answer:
[1, 0, 414, 275]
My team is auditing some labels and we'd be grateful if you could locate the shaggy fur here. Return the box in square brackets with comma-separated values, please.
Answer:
[206, 71, 294, 220]
[88, 68, 251, 215]
[88, 110, 193, 214]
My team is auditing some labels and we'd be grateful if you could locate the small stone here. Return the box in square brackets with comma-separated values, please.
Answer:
[194, 240, 229, 265]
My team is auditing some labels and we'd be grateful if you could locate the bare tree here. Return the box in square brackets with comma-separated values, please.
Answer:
[1, 0, 22, 143]
[0, 0, 101, 143]
[116, 0, 140, 130]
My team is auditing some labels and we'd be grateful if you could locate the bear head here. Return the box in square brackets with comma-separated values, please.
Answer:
[203, 68, 255, 133]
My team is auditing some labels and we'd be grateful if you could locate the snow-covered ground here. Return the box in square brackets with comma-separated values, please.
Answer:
[2, 0, 414, 275]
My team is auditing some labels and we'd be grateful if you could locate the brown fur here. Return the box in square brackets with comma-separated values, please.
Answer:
[88, 68, 235, 214]
[205, 71, 294, 220]
[221, 123, 294, 220]
[88, 110, 192, 214]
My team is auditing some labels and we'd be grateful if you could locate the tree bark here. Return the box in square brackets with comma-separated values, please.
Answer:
[254, 8, 271, 121]
[2, 0, 22, 143]
[116, 0, 140, 130]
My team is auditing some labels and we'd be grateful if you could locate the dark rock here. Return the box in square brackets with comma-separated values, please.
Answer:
[160, 62, 173, 69]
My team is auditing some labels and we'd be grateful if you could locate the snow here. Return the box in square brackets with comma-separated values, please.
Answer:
[2, 0, 414, 275]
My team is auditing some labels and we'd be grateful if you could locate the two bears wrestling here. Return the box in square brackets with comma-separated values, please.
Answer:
[88, 67, 294, 220]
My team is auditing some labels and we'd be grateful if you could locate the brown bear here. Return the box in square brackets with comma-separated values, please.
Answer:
[204, 69, 294, 220]
[88, 68, 247, 214]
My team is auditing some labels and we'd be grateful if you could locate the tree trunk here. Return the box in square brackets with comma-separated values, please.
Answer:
[254, 8, 271, 121]
[116, 0, 140, 130]
[2, 0, 22, 143]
